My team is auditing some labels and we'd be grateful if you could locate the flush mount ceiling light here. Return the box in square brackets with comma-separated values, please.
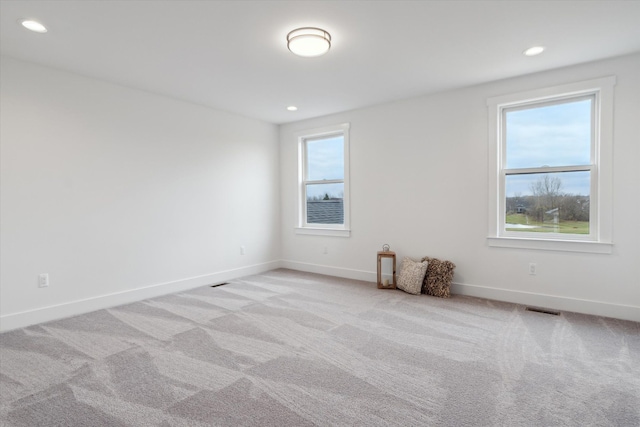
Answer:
[523, 46, 545, 56]
[287, 106, 298, 111]
[287, 27, 331, 57]
[20, 19, 48, 33]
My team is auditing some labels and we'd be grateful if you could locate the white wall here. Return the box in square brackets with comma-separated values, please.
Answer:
[0, 56, 281, 331]
[280, 53, 640, 322]
[2, 53, 637, 330]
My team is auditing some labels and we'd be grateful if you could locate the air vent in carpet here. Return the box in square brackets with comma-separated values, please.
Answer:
[210, 282, 229, 288]
[525, 306, 560, 316]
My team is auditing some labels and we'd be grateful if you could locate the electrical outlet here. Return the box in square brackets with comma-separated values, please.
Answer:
[529, 263, 537, 275]
[240, 246, 245, 255]
[38, 273, 49, 288]
[323, 246, 328, 255]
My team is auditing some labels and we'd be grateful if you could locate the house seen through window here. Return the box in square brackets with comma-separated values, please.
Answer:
[305, 135, 344, 224]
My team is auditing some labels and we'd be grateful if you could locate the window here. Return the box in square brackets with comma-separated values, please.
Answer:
[296, 123, 350, 236]
[487, 77, 615, 253]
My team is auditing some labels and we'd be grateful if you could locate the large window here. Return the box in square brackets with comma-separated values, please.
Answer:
[296, 123, 350, 236]
[487, 77, 615, 253]
[504, 96, 593, 235]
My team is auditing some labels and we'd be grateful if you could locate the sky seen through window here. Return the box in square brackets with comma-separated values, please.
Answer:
[505, 98, 592, 196]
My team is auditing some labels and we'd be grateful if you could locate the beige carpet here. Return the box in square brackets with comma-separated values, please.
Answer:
[1, 269, 638, 426]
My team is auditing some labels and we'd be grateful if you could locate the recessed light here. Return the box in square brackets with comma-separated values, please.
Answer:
[287, 27, 331, 57]
[523, 46, 545, 56]
[20, 19, 48, 33]
[287, 106, 298, 111]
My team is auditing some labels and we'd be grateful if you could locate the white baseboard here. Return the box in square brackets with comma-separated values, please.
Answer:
[280, 260, 376, 282]
[451, 282, 640, 322]
[0, 261, 281, 332]
[280, 260, 639, 322]
[4, 260, 636, 332]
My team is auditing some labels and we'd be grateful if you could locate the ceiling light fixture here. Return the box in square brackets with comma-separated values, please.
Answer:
[287, 106, 298, 111]
[20, 19, 48, 33]
[287, 27, 331, 57]
[523, 46, 545, 56]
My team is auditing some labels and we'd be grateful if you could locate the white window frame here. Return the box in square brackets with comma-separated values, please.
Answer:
[295, 123, 351, 237]
[486, 77, 615, 253]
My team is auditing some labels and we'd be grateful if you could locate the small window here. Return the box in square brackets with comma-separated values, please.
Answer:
[487, 77, 615, 253]
[296, 123, 350, 237]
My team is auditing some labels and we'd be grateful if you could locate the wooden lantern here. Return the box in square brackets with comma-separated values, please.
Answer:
[377, 245, 396, 289]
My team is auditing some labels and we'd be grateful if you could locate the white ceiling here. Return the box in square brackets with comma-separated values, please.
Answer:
[2, 1, 640, 124]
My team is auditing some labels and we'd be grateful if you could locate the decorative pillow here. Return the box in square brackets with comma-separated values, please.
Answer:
[421, 257, 456, 298]
[397, 257, 429, 295]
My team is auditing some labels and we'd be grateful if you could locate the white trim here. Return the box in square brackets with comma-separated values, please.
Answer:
[279, 260, 637, 322]
[294, 227, 351, 237]
[503, 165, 592, 175]
[486, 76, 616, 107]
[487, 76, 616, 250]
[486, 236, 613, 253]
[294, 123, 350, 141]
[8, 260, 634, 331]
[280, 260, 374, 282]
[451, 281, 639, 322]
[0, 261, 281, 332]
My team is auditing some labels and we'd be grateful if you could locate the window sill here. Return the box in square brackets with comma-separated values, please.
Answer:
[295, 227, 350, 237]
[487, 236, 612, 254]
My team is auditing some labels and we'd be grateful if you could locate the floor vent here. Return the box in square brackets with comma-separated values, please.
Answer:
[525, 306, 561, 316]
[210, 282, 229, 288]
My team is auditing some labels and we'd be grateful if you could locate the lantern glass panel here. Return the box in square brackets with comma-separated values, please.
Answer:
[380, 257, 394, 284]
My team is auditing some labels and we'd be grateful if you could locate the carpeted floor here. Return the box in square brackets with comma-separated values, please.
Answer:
[1, 268, 638, 426]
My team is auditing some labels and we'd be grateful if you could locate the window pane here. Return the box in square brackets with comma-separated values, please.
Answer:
[306, 183, 344, 224]
[505, 98, 592, 169]
[306, 135, 344, 180]
[505, 171, 590, 234]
